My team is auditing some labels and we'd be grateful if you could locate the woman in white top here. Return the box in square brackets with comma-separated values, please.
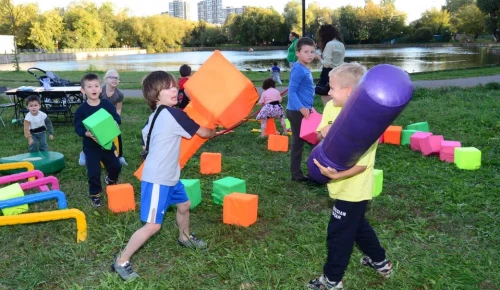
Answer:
[315, 24, 346, 105]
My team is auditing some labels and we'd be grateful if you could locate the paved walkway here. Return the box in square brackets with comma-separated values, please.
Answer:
[121, 74, 500, 98]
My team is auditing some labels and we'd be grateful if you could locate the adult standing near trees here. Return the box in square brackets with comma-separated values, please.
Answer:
[314, 24, 345, 106]
[287, 32, 300, 67]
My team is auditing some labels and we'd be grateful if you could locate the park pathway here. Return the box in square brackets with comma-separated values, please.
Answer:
[121, 74, 500, 98]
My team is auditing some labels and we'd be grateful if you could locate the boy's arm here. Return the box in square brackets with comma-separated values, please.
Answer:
[107, 101, 121, 125]
[287, 70, 305, 109]
[23, 120, 32, 140]
[313, 158, 367, 180]
[73, 107, 87, 137]
[196, 126, 216, 138]
[44, 115, 54, 136]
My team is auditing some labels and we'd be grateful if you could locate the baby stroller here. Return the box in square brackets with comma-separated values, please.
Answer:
[27, 67, 80, 87]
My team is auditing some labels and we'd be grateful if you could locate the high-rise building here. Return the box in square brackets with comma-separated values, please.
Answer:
[197, 1, 206, 21]
[221, 6, 246, 22]
[168, 0, 191, 20]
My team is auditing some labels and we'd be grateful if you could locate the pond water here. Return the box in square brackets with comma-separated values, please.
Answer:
[1, 47, 498, 73]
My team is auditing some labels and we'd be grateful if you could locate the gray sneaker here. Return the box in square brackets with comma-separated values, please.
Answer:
[178, 233, 207, 250]
[112, 257, 139, 281]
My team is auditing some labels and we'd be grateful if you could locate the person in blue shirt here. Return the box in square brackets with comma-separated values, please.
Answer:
[271, 61, 282, 85]
[286, 37, 316, 182]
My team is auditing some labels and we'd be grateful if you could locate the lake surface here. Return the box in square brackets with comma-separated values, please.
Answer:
[1, 47, 499, 73]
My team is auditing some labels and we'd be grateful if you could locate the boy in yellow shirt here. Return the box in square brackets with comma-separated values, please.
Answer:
[308, 63, 393, 290]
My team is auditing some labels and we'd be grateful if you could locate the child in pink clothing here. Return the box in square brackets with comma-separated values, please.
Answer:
[256, 78, 287, 136]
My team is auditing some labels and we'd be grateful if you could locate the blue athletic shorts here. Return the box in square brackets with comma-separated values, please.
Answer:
[140, 180, 189, 224]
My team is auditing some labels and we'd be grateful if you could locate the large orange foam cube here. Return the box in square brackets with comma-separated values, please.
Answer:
[184, 50, 259, 128]
[200, 152, 222, 174]
[268, 135, 288, 152]
[383, 125, 403, 145]
[264, 119, 279, 136]
[106, 183, 136, 213]
[223, 193, 258, 227]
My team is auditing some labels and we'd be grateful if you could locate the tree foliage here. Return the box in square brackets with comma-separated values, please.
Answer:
[452, 4, 486, 40]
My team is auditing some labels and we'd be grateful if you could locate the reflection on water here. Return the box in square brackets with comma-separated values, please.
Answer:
[0, 47, 498, 73]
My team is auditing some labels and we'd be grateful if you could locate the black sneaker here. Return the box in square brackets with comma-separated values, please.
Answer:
[291, 176, 308, 182]
[361, 256, 393, 278]
[307, 275, 343, 289]
[105, 176, 117, 185]
[90, 194, 101, 207]
[111, 256, 139, 281]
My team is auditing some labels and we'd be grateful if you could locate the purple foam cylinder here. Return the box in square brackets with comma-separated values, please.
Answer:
[307, 64, 413, 184]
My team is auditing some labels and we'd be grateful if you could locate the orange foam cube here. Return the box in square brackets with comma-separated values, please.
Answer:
[106, 183, 136, 213]
[268, 135, 289, 152]
[223, 193, 258, 227]
[264, 119, 279, 136]
[383, 125, 403, 145]
[184, 50, 259, 128]
[200, 152, 222, 174]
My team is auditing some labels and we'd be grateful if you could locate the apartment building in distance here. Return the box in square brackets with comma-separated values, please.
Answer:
[197, 0, 246, 24]
[167, 0, 191, 20]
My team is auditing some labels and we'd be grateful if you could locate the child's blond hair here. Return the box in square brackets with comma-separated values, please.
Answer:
[328, 62, 367, 88]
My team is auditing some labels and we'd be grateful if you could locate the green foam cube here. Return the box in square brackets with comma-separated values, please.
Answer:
[82, 108, 121, 148]
[180, 179, 202, 209]
[406, 122, 430, 132]
[212, 177, 246, 205]
[401, 129, 421, 145]
[373, 169, 383, 197]
[454, 147, 481, 170]
[0, 183, 28, 216]
[285, 119, 290, 129]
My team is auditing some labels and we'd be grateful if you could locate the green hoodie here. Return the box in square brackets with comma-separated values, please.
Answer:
[287, 38, 298, 63]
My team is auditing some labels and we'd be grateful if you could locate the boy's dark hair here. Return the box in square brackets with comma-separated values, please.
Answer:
[290, 31, 300, 38]
[179, 64, 192, 77]
[142, 71, 177, 111]
[262, 78, 276, 90]
[273, 61, 278, 66]
[80, 73, 100, 87]
[296, 37, 316, 52]
[26, 95, 41, 106]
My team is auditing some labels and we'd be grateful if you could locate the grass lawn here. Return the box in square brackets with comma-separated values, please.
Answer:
[0, 65, 499, 89]
[0, 85, 499, 289]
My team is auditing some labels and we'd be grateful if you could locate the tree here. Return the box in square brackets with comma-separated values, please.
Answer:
[283, 0, 302, 35]
[418, 7, 451, 34]
[445, 0, 475, 13]
[62, 2, 104, 48]
[98, 2, 119, 48]
[452, 4, 486, 40]
[339, 5, 360, 44]
[0, 0, 37, 70]
[413, 27, 434, 42]
[477, 0, 500, 41]
[29, 9, 63, 51]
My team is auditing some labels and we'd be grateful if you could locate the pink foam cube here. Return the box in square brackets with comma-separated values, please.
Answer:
[300, 109, 322, 145]
[378, 135, 384, 144]
[410, 132, 433, 151]
[439, 140, 461, 162]
[420, 135, 444, 156]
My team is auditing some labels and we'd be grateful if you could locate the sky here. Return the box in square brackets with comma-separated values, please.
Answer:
[14, 0, 446, 23]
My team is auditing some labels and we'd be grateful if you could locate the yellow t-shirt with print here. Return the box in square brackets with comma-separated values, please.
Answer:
[316, 100, 342, 133]
[316, 100, 377, 202]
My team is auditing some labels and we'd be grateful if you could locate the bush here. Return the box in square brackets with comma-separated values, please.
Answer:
[413, 27, 434, 43]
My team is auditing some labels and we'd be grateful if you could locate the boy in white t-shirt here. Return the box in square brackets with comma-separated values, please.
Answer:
[23, 95, 54, 152]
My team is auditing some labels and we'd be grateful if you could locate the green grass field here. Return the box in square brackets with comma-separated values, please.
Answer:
[0, 85, 499, 289]
[0, 65, 499, 89]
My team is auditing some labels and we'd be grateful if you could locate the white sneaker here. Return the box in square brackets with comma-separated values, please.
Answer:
[119, 157, 128, 166]
[78, 151, 86, 166]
